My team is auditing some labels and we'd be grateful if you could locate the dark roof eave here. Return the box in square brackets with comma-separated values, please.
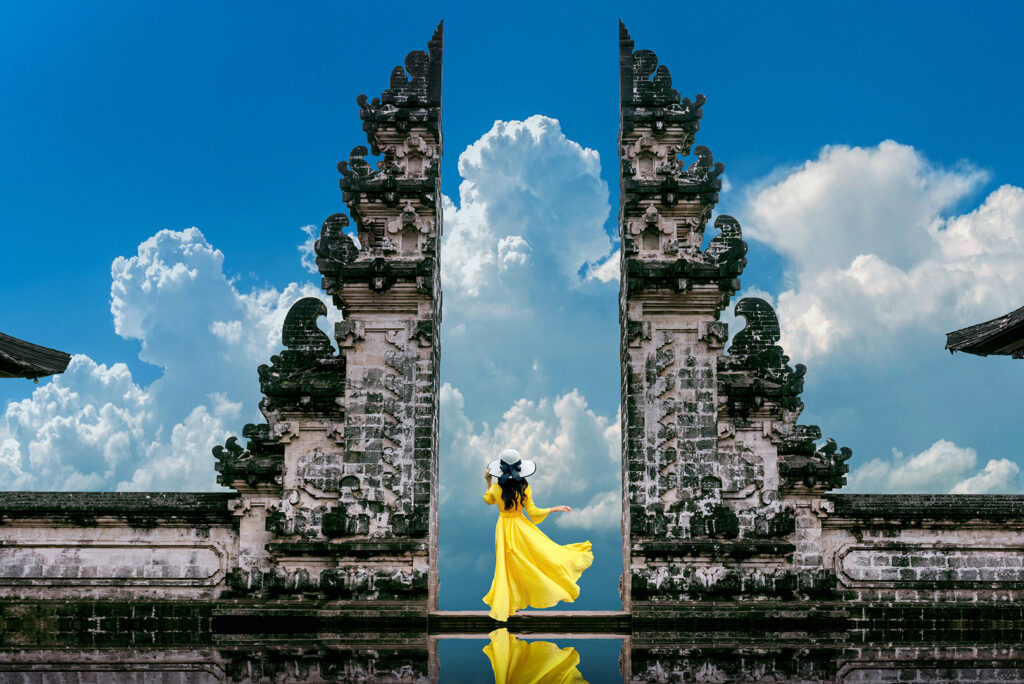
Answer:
[945, 305, 1024, 358]
[0, 332, 72, 379]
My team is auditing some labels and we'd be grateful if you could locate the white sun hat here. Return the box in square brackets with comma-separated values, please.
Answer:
[487, 448, 537, 482]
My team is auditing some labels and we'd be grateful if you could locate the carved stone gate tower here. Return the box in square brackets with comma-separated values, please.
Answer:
[215, 23, 444, 613]
[618, 22, 847, 617]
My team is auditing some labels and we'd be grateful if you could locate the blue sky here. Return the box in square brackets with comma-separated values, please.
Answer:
[2, 2, 1023, 609]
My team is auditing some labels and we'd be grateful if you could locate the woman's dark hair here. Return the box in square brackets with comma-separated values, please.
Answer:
[500, 477, 528, 510]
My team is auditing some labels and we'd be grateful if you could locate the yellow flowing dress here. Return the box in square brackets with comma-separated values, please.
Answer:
[482, 482, 594, 621]
[483, 628, 589, 684]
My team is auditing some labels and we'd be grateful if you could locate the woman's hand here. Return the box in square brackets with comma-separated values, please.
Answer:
[549, 505, 572, 513]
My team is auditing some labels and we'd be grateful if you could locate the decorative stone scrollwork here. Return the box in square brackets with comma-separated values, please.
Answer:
[631, 563, 836, 601]
[632, 49, 679, 106]
[409, 319, 434, 347]
[224, 567, 265, 597]
[727, 298, 782, 358]
[212, 423, 284, 488]
[320, 565, 427, 600]
[339, 149, 403, 210]
[257, 297, 345, 414]
[619, 21, 706, 139]
[387, 51, 431, 100]
[627, 144, 726, 206]
[719, 298, 806, 414]
[392, 135, 438, 178]
[627, 204, 674, 237]
[683, 145, 725, 183]
[385, 201, 435, 247]
[689, 215, 748, 274]
[335, 319, 365, 349]
[338, 145, 373, 180]
[625, 319, 651, 348]
[367, 257, 396, 292]
[780, 437, 854, 493]
[621, 135, 673, 179]
[699, 321, 729, 350]
[314, 213, 359, 279]
[356, 22, 443, 147]
[262, 567, 315, 597]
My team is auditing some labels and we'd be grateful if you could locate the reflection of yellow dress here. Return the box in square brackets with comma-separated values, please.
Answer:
[482, 483, 594, 622]
[484, 628, 589, 684]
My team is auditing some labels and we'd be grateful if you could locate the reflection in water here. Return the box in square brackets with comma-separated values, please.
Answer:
[483, 628, 588, 684]
[438, 635, 620, 684]
[4, 638, 1024, 682]
[5, 603, 1024, 684]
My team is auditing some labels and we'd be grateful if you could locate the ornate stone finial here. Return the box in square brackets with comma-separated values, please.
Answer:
[314, 213, 359, 280]
[632, 49, 680, 106]
[281, 298, 333, 357]
[213, 423, 285, 488]
[338, 146, 372, 180]
[728, 298, 784, 358]
[779, 435, 854, 493]
[257, 298, 344, 413]
[720, 298, 806, 415]
[684, 146, 725, 184]
[619, 22, 706, 137]
[356, 24, 444, 151]
[699, 215, 748, 274]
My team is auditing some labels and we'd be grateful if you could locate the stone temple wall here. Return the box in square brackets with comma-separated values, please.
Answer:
[0, 493, 237, 600]
[823, 494, 1024, 603]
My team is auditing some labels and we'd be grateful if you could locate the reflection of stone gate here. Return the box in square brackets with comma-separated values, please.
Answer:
[2, 22, 1024, 653]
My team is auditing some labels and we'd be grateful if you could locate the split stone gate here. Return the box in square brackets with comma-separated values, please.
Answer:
[2, 23, 1024, 638]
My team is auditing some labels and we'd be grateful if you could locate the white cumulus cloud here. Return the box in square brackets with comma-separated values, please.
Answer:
[439, 116, 620, 425]
[1, 356, 151, 490]
[586, 249, 620, 283]
[743, 141, 1024, 363]
[950, 459, 1021, 494]
[298, 224, 319, 274]
[556, 489, 621, 530]
[442, 115, 614, 299]
[1, 227, 334, 491]
[845, 439, 1021, 494]
[440, 382, 620, 528]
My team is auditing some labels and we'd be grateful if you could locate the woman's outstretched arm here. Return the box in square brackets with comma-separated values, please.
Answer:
[483, 469, 496, 504]
[524, 486, 572, 523]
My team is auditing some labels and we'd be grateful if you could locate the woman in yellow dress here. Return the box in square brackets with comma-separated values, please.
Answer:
[482, 448, 594, 622]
